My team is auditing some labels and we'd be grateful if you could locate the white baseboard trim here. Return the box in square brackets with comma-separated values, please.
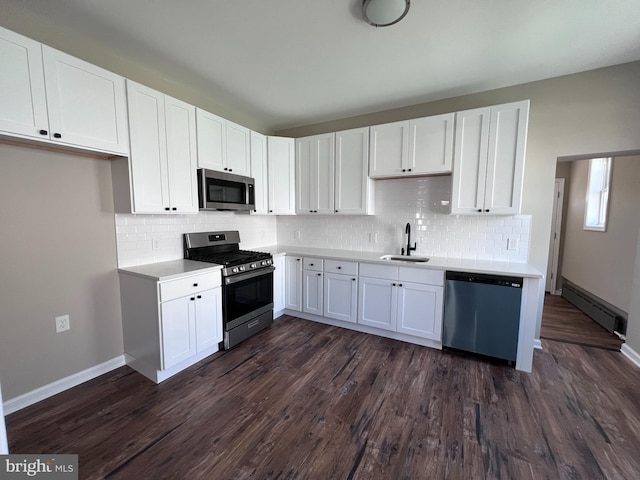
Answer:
[3, 356, 126, 415]
[621, 344, 640, 369]
[534, 339, 543, 350]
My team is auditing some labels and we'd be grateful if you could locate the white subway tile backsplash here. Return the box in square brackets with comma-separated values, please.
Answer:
[276, 176, 530, 263]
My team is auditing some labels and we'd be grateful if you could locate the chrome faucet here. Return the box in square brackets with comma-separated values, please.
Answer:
[402, 222, 417, 256]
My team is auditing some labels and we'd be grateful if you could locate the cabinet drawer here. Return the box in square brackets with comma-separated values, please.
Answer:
[324, 259, 358, 275]
[160, 273, 221, 302]
[399, 267, 444, 286]
[303, 257, 324, 272]
[359, 263, 398, 280]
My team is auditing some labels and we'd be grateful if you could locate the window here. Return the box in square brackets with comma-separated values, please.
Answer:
[584, 157, 612, 231]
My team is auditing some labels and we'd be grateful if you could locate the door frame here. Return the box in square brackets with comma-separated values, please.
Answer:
[546, 178, 565, 294]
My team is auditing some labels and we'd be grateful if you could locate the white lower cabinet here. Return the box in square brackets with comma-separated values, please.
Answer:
[396, 281, 443, 340]
[324, 272, 358, 323]
[358, 276, 397, 331]
[119, 267, 222, 382]
[273, 255, 286, 314]
[285, 256, 303, 311]
[283, 256, 444, 344]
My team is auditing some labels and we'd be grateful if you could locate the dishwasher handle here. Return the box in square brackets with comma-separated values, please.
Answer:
[446, 271, 523, 288]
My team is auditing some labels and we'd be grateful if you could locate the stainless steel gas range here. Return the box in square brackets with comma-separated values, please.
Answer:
[184, 231, 274, 350]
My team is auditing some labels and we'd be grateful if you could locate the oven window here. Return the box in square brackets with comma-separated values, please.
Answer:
[206, 178, 246, 204]
[224, 272, 273, 324]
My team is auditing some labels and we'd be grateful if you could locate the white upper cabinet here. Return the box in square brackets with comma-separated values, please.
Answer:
[369, 120, 409, 177]
[0, 27, 48, 138]
[451, 100, 529, 215]
[296, 133, 335, 214]
[335, 127, 374, 215]
[369, 113, 454, 178]
[0, 27, 128, 155]
[125, 80, 197, 214]
[295, 127, 374, 216]
[250, 131, 269, 214]
[267, 136, 296, 215]
[225, 120, 251, 176]
[196, 109, 226, 171]
[408, 113, 455, 174]
[196, 109, 250, 177]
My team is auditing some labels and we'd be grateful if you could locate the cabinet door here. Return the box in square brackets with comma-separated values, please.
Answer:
[267, 136, 296, 214]
[0, 27, 49, 139]
[161, 296, 197, 370]
[314, 133, 335, 214]
[369, 120, 409, 178]
[335, 127, 372, 215]
[450, 107, 491, 214]
[126, 80, 170, 213]
[484, 100, 529, 215]
[273, 256, 286, 313]
[296, 136, 314, 214]
[285, 256, 302, 311]
[225, 120, 251, 176]
[42, 46, 128, 155]
[303, 270, 324, 315]
[396, 282, 443, 340]
[195, 288, 222, 352]
[409, 113, 455, 174]
[250, 131, 269, 214]
[324, 273, 358, 323]
[358, 277, 397, 331]
[196, 108, 226, 171]
[165, 95, 198, 213]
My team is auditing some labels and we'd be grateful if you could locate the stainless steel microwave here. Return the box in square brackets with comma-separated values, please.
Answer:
[197, 168, 255, 211]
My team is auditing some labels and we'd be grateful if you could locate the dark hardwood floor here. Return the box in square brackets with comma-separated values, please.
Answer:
[7, 314, 640, 479]
[541, 294, 624, 351]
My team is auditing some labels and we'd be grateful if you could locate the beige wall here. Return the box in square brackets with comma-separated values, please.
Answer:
[0, 143, 124, 400]
[277, 61, 640, 345]
[626, 231, 640, 354]
[561, 156, 640, 313]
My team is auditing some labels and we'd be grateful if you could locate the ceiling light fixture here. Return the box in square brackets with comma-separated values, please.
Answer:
[362, 0, 410, 27]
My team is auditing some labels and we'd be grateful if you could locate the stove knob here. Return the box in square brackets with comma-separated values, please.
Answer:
[260, 260, 267, 266]
[239, 265, 246, 271]
[251, 263, 257, 269]
[232, 267, 238, 273]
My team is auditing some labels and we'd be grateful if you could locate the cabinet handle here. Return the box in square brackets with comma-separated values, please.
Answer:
[193, 283, 198, 287]
[309, 263, 314, 266]
[224, 168, 228, 171]
[402, 169, 406, 172]
[269, 210, 273, 213]
[309, 210, 313, 213]
[190, 297, 195, 301]
[172, 207, 177, 211]
[296, 258, 300, 261]
[229, 169, 233, 172]
[477, 209, 482, 212]
[485, 209, 490, 212]
[165, 207, 170, 211]
[337, 266, 342, 269]
[335, 210, 338, 213]
[392, 283, 397, 286]
[399, 283, 403, 287]
[39, 129, 48, 136]
[197, 295, 202, 299]
[53, 133, 62, 139]
[317, 273, 321, 276]
[352, 278, 356, 281]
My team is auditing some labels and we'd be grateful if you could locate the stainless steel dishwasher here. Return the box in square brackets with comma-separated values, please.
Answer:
[443, 271, 523, 362]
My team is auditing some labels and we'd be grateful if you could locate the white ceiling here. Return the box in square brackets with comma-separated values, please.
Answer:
[2, 0, 640, 131]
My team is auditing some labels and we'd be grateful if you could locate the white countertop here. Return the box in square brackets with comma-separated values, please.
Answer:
[259, 245, 543, 278]
[118, 259, 223, 282]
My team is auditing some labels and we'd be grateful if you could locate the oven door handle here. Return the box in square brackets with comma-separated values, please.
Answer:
[224, 266, 275, 285]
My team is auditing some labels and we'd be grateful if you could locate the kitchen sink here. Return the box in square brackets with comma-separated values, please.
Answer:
[380, 254, 430, 263]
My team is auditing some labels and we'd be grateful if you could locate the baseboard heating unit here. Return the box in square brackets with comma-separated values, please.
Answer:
[561, 279, 627, 334]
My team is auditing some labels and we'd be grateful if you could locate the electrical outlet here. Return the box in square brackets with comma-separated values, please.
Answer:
[55, 314, 70, 333]
[506, 237, 519, 251]
[152, 238, 160, 250]
[368, 233, 378, 243]
[293, 230, 301, 240]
